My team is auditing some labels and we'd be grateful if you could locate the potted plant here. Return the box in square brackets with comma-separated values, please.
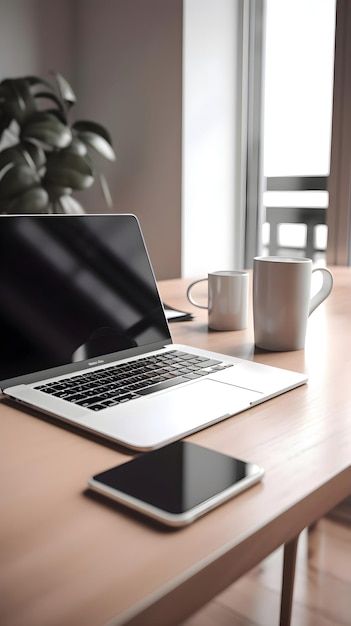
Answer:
[0, 72, 116, 214]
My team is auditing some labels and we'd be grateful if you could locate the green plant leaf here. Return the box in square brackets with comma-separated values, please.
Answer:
[0, 164, 40, 199]
[0, 147, 26, 173]
[0, 111, 12, 138]
[0, 186, 49, 214]
[22, 142, 46, 170]
[0, 143, 46, 174]
[56, 195, 84, 214]
[31, 90, 67, 119]
[40, 108, 67, 125]
[98, 172, 113, 209]
[73, 120, 116, 161]
[0, 78, 36, 123]
[45, 184, 73, 201]
[53, 72, 76, 106]
[21, 111, 72, 148]
[45, 152, 94, 189]
[63, 137, 88, 157]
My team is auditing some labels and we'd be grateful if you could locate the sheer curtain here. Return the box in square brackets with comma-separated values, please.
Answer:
[182, 0, 265, 276]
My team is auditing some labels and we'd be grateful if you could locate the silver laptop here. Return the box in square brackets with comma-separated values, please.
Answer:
[0, 214, 307, 450]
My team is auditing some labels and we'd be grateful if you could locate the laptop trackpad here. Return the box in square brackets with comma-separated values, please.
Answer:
[105, 379, 262, 450]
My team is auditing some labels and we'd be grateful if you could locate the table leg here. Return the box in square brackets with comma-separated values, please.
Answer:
[279, 535, 299, 626]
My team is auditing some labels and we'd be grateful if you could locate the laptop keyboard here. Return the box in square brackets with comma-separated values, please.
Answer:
[36, 350, 233, 411]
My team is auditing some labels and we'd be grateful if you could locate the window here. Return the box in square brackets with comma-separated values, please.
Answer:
[262, 0, 336, 264]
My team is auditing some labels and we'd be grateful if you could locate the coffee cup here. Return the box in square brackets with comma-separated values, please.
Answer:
[186, 271, 249, 331]
[253, 256, 333, 351]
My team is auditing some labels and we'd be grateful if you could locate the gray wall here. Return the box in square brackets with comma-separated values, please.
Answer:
[0, 0, 183, 279]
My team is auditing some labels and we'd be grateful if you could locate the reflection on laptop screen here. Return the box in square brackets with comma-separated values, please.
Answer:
[0, 215, 171, 382]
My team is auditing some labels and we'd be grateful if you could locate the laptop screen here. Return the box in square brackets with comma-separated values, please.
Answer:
[0, 214, 172, 386]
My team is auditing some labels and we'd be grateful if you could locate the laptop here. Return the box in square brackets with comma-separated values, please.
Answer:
[0, 214, 307, 451]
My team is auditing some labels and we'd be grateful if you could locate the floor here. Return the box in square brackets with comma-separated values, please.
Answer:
[182, 508, 351, 626]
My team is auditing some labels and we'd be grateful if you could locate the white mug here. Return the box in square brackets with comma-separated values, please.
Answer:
[186, 271, 249, 331]
[253, 256, 333, 351]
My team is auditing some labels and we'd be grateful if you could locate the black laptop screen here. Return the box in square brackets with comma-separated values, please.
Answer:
[0, 215, 172, 385]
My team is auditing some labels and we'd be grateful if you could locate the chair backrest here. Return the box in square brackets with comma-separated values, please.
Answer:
[264, 176, 328, 260]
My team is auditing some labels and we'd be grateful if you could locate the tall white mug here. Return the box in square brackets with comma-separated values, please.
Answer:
[253, 256, 333, 351]
[186, 270, 249, 331]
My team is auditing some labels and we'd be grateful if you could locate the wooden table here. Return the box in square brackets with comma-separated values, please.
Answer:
[1, 267, 350, 626]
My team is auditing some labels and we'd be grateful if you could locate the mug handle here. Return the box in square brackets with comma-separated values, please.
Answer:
[309, 268, 333, 316]
[186, 278, 208, 309]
